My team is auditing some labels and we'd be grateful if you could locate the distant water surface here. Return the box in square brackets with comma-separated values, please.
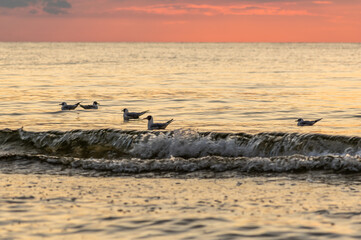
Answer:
[1, 42, 360, 135]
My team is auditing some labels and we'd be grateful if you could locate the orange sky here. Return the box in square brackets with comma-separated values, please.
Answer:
[0, 0, 360, 42]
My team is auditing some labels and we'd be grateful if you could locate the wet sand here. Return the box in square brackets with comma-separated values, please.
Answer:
[1, 173, 361, 239]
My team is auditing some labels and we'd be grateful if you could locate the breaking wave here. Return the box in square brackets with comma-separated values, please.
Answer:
[1, 128, 361, 175]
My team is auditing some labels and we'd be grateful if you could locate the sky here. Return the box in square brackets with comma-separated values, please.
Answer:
[0, 0, 360, 42]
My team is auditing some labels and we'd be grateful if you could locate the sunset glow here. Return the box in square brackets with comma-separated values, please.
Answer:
[0, 0, 360, 42]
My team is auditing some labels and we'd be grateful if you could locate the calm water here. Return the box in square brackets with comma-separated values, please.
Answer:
[1, 43, 361, 135]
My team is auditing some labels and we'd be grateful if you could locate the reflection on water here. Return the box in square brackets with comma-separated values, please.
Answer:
[0, 43, 360, 135]
[1, 174, 361, 240]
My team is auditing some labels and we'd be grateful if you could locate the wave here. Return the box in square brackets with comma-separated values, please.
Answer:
[1, 154, 361, 174]
[1, 128, 361, 159]
[1, 128, 361, 175]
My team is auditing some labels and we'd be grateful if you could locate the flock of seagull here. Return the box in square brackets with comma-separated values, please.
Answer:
[59, 101, 322, 130]
[59, 101, 174, 130]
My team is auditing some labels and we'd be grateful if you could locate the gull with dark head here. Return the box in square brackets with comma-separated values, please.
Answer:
[123, 108, 148, 121]
[80, 101, 99, 109]
[144, 115, 173, 130]
[59, 102, 81, 111]
[296, 118, 322, 126]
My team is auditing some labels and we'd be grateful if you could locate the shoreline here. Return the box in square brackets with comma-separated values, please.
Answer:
[1, 173, 361, 239]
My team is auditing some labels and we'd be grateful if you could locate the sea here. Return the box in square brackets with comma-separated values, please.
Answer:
[1, 42, 361, 239]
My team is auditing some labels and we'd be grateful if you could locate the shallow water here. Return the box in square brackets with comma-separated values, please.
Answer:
[1, 174, 361, 240]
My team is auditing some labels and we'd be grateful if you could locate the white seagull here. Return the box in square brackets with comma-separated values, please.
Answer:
[296, 118, 322, 126]
[123, 108, 148, 121]
[60, 102, 81, 111]
[144, 115, 173, 130]
[80, 101, 99, 109]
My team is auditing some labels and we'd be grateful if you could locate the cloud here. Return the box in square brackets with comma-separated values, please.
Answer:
[114, 3, 312, 16]
[43, 0, 71, 14]
[312, 1, 332, 4]
[0, 0, 37, 8]
[0, 0, 71, 14]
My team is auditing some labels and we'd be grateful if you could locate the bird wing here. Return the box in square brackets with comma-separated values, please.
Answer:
[138, 110, 149, 116]
[152, 119, 173, 129]
[80, 105, 95, 109]
[127, 112, 141, 118]
[314, 118, 322, 123]
[150, 123, 165, 129]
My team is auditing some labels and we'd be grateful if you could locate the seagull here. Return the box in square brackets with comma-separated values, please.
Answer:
[80, 101, 99, 109]
[123, 108, 148, 121]
[144, 115, 174, 130]
[296, 118, 322, 126]
[59, 102, 81, 111]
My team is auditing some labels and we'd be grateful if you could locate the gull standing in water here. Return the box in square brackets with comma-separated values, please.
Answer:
[123, 108, 148, 121]
[60, 102, 81, 111]
[80, 101, 99, 109]
[296, 118, 322, 126]
[144, 115, 173, 130]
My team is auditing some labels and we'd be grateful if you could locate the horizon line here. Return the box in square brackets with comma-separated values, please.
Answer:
[1, 41, 360, 44]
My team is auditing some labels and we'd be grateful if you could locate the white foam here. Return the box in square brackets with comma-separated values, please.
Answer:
[131, 129, 241, 159]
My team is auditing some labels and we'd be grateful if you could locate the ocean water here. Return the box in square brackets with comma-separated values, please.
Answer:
[1, 43, 361, 239]
[1, 42, 361, 173]
[1, 42, 361, 134]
